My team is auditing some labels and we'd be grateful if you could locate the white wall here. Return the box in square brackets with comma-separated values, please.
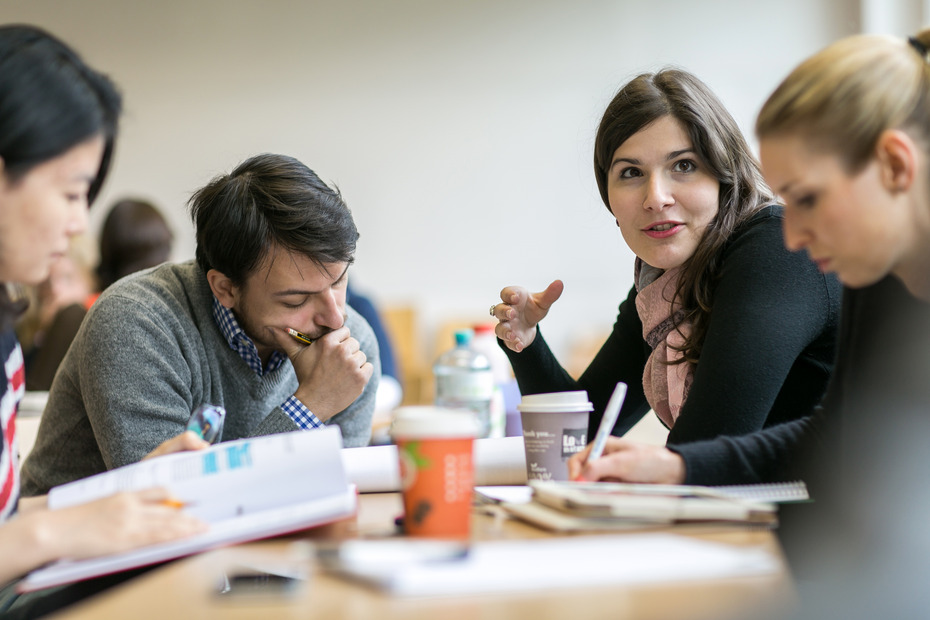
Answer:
[1, 0, 859, 360]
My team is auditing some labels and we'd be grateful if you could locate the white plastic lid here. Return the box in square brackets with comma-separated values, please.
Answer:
[390, 406, 480, 439]
[517, 390, 594, 413]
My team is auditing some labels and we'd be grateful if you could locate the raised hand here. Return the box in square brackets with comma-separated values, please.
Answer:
[491, 279, 564, 352]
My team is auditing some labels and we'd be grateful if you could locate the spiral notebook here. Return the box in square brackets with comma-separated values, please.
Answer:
[476, 480, 809, 506]
[711, 481, 809, 503]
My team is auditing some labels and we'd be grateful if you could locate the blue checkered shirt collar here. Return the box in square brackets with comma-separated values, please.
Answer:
[211, 297, 287, 376]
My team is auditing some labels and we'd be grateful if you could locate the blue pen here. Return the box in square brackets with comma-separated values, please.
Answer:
[574, 382, 627, 481]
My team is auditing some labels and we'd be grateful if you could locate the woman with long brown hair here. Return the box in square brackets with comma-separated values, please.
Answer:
[493, 69, 840, 484]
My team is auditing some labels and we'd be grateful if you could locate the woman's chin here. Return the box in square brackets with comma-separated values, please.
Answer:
[836, 268, 885, 290]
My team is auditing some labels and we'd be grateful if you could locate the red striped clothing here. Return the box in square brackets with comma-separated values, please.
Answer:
[0, 330, 24, 520]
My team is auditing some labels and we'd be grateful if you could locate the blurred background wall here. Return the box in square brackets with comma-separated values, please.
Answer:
[0, 0, 920, 379]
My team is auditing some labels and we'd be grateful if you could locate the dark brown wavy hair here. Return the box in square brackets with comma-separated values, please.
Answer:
[594, 69, 773, 363]
[190, 153, 358, 286]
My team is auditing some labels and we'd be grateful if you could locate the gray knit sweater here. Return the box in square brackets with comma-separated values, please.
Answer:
[20, 260, 379, 496]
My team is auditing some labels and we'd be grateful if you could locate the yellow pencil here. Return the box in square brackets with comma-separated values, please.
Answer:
[286, 327, 314, 345]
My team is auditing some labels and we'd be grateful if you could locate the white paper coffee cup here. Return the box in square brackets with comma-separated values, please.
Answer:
[517, 391, 592, 481]
[390, 407, 479, 538]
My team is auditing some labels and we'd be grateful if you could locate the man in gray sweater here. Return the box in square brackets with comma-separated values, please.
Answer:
[21, 153, 380, 495]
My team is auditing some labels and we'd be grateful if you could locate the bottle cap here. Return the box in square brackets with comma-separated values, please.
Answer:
[454, 329, 474, 346]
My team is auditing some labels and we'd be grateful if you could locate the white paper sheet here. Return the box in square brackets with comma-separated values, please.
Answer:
[323, 533, 779, 597]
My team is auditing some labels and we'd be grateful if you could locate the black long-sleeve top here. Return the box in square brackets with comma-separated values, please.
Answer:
[503, 206, 841, 478]
[674, 275, 930, 488]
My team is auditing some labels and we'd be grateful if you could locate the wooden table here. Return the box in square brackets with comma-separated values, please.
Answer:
[51, 493, 795, 619]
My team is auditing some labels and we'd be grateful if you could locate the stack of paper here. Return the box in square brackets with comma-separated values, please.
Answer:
[500, 480, 781, 532]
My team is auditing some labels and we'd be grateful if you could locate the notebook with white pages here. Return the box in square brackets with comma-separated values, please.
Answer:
[19, 427, 356, 593]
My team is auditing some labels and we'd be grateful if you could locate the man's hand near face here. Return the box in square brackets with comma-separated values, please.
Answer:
[271, 325, 374, 421]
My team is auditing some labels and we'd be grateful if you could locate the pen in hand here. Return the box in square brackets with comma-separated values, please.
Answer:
[160, 498, 190, 509]
[573, 382, 628, 482]
[286, 327, 314, 345]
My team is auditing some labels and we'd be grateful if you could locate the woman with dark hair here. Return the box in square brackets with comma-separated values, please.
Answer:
[0, 24, 206, 596]
[492, 69, 841, 484]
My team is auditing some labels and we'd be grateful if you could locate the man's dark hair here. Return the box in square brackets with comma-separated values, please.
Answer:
[189, 153, 359, 285]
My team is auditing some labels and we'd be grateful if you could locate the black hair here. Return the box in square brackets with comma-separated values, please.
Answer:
[0, 24, 122, 328]
[189, 153, 359, 285]
[0, 25, 121, 202]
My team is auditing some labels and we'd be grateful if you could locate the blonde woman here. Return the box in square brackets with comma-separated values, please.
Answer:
[753, 30, 930, 617]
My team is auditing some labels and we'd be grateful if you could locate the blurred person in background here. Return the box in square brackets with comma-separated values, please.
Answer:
[95, 197, 173, 294]
[346, 281, 402, 443]
[17, 235, 97, 391]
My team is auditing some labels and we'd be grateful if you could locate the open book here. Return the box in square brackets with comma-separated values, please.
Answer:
[19, 426, 356, 593]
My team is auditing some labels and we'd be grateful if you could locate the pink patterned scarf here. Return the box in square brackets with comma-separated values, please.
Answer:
[634, 259, 695, 428]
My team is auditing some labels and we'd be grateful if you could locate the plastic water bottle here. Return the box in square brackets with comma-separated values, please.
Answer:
[434, 329, 494, 438]
[470, 324, 513, 438]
